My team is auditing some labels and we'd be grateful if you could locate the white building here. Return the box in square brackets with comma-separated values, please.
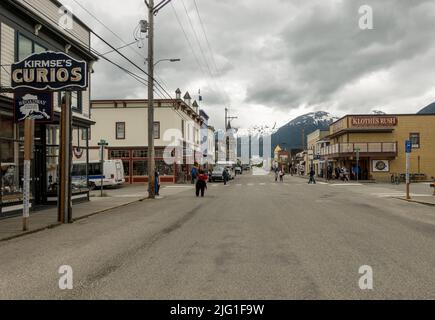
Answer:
[90, 90, 208, 184]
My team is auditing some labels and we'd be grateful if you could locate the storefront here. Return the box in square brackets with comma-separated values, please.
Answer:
[0, 97, 93, 217]
[321, 114, 435, 182]
[0, 0, 97, 217]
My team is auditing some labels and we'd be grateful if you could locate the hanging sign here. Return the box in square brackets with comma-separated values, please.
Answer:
[11, 51, 88, 91]
[14, 91, 53, 123]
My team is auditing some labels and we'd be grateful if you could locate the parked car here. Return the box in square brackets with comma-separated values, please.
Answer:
[211, 166, 226, 182]
[72, 160, 125, 189]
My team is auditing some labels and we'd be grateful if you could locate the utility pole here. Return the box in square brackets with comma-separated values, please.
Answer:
[224, 107, 237, 162]
[147, 0, 156, 199]
[58, 92, 72, 223]
[23, 118, 34, 231]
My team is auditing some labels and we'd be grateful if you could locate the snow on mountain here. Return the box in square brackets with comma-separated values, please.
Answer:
[236, 124, 278, 137]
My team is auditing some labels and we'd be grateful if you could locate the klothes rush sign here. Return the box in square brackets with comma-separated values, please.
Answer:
[350, 116, 398, 127]
[11, 51, 87, 91]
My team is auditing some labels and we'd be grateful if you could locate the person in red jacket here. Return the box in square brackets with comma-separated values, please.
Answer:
[196, 170, 208, 197]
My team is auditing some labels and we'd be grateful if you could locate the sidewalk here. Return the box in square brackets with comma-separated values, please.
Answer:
[396, 195, 435, 207]
[0, 184, 195, 242]
[0, 193, 147, 242]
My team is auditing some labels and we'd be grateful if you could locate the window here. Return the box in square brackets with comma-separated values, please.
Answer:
[88, 163, 103, 176]
[122, 160, 130, 177]
[153, 122, 160, 140]
[133, 161, 148, 176]
[133, 150, 148, 158]
[156, 160, 174, 176]
[59, 92, 83, 113]
[155, 148, 165, 158]
[410, 133, 420, 149]
[116, 122, 126, 140]
[81, 128, 90, 141]
[110, 150, 130, 159]
[17, 33, 47, 61]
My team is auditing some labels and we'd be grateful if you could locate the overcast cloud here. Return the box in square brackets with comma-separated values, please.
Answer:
[62, 0, 435, 129]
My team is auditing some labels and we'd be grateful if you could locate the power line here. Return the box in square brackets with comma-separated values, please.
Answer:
[0, 5, 169, 99]
[192, 0, 230, 103]
[170, 1, 206, 77]
[21, 0, 172, 99]
[180, 0, 215, 81]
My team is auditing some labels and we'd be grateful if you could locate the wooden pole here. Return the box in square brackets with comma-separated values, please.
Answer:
[58, 92, 72, 223]
[23, 118, 34, 231]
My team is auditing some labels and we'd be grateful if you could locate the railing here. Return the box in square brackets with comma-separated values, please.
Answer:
[320, 142, 397, 156]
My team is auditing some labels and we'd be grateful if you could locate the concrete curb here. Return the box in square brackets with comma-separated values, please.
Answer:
[393, 197, 435, 207]
[0, 197, 148, 243]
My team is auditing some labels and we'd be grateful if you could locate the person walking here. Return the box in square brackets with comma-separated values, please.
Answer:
[274, 168, 279, 182]
[308, 167, 316, 184]
[279, 169, 285, 182]
[191, 166, 198, 185]
[223, 168, 229, 186]
[155, 170, 161, 196]
[196, 170, 208, 197]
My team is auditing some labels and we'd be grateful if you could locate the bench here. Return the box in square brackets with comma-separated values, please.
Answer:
[431, 183, 435, 196]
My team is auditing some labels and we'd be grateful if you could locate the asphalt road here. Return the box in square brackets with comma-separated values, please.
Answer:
[1, 172, 435, 299]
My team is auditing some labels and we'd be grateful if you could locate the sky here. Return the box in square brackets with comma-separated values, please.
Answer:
[61, 0, 435, 130]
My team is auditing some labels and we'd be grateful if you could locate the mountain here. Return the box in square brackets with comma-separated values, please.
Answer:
[418, 102, 435, 114]
[271, 111, 339, 152]
[235, 111, 339, 159]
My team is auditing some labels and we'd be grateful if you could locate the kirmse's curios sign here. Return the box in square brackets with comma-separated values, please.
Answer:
[11, 51, 87, 91]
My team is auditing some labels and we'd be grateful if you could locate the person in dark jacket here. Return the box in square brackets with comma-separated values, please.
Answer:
[308, 167, 316, 184]
[223, 168, 229, 186]
[196, 170, 208, 197]
[155, 170, 161, 196]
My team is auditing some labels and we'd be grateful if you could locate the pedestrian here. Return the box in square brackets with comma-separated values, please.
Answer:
[155, 170, 161, 196]
[279, 169, 284, 182]
[274, 168, 279, 182]
[191, 166, 197, 185]
[223, 168, 229, 186]
[196, 170, 208, 197]
[308, 167, 316, 184]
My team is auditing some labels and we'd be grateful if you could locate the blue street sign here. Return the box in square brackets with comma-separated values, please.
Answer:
[405, 140, 412, 153]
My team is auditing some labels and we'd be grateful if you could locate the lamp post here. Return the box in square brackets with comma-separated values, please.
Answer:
[153, 58, 181, 67]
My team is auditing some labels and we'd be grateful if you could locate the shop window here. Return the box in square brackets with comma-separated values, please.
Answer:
[122, 160, 130, 177]
[156, 160, 174, 176]
[410, 133, 420, 149]
[155, 149, 165, 158]
[133, 150, 148, 158]
[116, 122, 126, 140]
[0, 114, 14, 139]
[16, 32, 47, 61]
[133, 161, 148, 176]
[59, 91, 83, 113]
[110, 150, 130, 159]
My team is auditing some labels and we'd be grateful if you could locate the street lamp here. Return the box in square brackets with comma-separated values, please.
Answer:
[153, 58, 181, 67]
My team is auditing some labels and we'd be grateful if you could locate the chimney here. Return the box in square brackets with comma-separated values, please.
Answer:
[175, 88, 181, 100]
[183, 92, 191, 107]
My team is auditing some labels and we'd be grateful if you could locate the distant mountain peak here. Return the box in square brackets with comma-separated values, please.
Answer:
[418, 102, 435, 114]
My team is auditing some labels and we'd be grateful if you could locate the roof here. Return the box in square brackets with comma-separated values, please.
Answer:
[184, 92, 191, 99]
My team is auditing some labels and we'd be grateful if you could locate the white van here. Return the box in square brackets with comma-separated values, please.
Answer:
[72, 160, 125, 189]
